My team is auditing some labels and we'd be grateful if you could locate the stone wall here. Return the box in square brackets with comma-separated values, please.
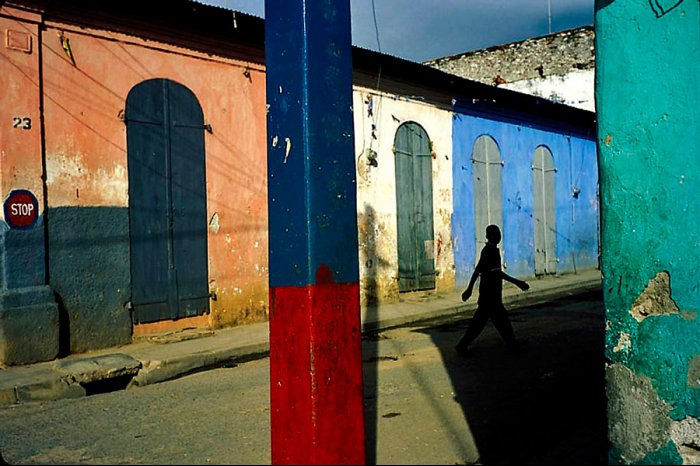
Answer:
[425, 26, 595, 110]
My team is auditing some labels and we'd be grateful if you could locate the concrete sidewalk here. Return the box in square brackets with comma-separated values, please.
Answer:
[0, 269, 601, 407]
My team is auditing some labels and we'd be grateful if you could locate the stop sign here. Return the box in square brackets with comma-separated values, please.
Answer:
[3, 190, 39, 229]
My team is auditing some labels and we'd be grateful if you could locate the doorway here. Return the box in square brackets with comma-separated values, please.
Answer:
[472, 135, 503, 261]
[125, 78, 210, 323]
[532, 145, 557, 275]
[394, 122, 435, 292]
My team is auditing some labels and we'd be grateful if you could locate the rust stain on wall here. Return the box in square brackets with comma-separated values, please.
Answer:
[208, 282, 269, 328]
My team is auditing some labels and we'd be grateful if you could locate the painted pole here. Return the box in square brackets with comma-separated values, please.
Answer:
[264, 0, 366, 464]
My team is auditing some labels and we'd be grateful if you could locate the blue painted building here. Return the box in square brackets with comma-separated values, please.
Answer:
[451, 105, 599, 288]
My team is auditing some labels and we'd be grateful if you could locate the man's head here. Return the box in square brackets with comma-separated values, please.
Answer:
[486, 224, 501, 244]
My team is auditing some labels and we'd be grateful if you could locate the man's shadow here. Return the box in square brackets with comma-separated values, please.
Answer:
[416, 289, 609, 465]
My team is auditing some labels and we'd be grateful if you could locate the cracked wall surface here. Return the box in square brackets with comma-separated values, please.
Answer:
[596, 0, 700, 464]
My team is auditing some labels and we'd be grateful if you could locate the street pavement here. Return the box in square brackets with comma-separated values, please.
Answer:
[0, 268, 602, 408]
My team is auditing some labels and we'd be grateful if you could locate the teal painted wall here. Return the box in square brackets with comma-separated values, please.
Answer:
[596, 0, 700, 464]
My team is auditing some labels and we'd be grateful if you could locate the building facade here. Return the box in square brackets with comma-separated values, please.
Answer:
[0, 0, 599, 364]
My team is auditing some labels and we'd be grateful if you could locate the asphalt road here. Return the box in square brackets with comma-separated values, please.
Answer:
[0, 289, 607, 465]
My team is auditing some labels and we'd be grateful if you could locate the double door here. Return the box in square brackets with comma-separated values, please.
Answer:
[126, 79, 210, 323]
[395, 122, 435, 292]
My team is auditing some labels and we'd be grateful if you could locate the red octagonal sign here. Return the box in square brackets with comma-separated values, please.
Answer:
[3, 190, 39, 229]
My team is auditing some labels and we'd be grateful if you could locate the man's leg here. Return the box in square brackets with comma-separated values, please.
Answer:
[456, 305, 489, 352]
[490, 304, 519, 347]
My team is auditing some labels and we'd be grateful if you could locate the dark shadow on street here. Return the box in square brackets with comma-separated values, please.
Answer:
[417, 288, 609, 465]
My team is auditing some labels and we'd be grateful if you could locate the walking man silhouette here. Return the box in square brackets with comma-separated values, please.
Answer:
[456, 224, 529, 356]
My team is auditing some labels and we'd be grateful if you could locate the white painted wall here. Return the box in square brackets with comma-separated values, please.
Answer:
[353, 86, 454, 304]
[503, 69, 595, 111]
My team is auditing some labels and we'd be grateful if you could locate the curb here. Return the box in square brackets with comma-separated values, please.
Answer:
[128, 343, 270, 387]
[0, 276, 601, 407]
[0, 353, 141, 406]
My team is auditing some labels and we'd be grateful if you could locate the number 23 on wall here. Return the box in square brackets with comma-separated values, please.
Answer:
[12, 117, 32, 130]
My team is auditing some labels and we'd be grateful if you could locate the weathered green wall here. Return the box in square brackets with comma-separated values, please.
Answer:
[595, 0, 700, 464]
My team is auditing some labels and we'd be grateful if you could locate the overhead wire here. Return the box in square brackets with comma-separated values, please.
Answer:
[368, 0, 384, 154]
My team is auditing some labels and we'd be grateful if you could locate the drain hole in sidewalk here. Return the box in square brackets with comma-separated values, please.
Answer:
[363, 355, 398, 363]
[81, 374, 134, 396]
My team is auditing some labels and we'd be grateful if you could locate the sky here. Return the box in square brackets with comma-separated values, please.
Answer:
[197, 0, 594, 63]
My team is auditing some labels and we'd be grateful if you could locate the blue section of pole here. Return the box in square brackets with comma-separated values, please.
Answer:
[265, 0, 359, 288]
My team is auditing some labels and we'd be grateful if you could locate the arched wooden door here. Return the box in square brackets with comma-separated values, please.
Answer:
[532, 145, 557, 275]
[394, 122, 435, 292]
[473, 135, 503, 260]
[126, 79, 210, 323]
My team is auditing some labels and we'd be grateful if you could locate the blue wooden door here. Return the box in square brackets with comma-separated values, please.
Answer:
[126, 79, 210, 324]
[394, 122, 435, 292]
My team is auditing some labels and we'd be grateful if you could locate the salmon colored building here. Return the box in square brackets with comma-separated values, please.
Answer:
[1, 0, 269, 362]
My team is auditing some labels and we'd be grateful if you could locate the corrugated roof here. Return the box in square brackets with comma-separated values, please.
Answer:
[188, 0, 263, 18]
[6, 0, 593, 134]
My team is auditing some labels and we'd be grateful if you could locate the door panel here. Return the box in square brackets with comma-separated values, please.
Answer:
[169, 83, 210, 317]
[395, 127, 416, 291]
[126, 80, 170, 323]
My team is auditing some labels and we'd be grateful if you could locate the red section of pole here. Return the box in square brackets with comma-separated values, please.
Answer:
[270, 275, 365, 464]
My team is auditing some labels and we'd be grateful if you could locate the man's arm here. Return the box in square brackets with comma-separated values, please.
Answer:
[501, 272, 529, 291]
[461, 269, 480, 301]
